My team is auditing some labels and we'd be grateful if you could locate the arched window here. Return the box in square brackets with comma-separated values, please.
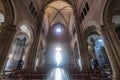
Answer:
[112, 15, 120, 39]
[0, 12, 4, 26]
[85, 2, 89, 11]
[81, 12, 84, 20]
[20, 25, 31, 39]
[83, 8, 87, 16]
[112, 15, 120, 25]
[87, 33, 110, 69]
[4, 24, 33, 70]
[29, 1, 33, 10]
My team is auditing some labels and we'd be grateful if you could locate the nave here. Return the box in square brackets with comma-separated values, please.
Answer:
[0, 0, 120, 80]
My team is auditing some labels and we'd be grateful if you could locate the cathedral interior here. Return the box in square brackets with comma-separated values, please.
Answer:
[0, 0, 120, 80]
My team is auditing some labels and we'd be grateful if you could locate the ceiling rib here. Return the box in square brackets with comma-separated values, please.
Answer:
[46, 6, 72, 27]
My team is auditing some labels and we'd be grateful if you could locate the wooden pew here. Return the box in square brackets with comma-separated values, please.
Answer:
[23, 74, 47, 79]
[70, 74, 112, 80]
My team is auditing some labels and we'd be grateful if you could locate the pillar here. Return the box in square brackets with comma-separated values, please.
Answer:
[80, 36, 91, 69]
[0, 25, 16, 78]
[26, 11, 44, 70]
[100, 25, 120, 80]
[106, 24, 120, 67]
[76, 30, 91, 70]
[74, 50, 79, 68]
[75, 25, 91, 70]
[74, 7, 91, 70]
[26, 36, 38, 70]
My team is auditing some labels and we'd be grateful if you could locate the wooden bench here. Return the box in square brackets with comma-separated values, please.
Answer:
[70, 74, 89, 79]
[23, 74, 47, 79]
[92, 78, 112, 80]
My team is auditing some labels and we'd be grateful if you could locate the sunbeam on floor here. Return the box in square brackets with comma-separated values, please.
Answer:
[46, 68, 69, 80]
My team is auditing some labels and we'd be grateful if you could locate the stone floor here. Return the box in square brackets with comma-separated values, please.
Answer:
[46, 68, 70, 80]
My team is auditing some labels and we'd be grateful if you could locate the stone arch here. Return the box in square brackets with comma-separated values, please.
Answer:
[0, 0, 14, 25]
[83, 20, 101, 40]
[85, 23, 110, 68]
[83, 20, 101, 32]
[4, 22, 34, 70]
[16, 23, 34, 68]
[103, 1, 120, 78]
[103, 0, 120, 25]
[44, 0, 75, 30]
[0, 0, 16, 72]
[16, 21, 35, 44]
[112, 12, 120, 40]
[44, 0, 74, 10]
[46, 6, 72, 27]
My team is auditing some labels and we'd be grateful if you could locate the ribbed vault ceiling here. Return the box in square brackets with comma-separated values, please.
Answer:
[45, 1, 73, 28]
[35, 0, 84, 31]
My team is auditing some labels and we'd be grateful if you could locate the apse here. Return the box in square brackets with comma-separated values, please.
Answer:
[43, 0, 74, 68]
[45, 24, 71, 67]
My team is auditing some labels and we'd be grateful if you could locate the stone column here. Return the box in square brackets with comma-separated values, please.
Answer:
[106, 24, 120, 67]
[26, 12, 44, 70]
[100, 25, 120, 80]
[26, 36, 38, 70]
[74, 7, 91, 70]
[75, 26, 91, 70]
[76, 30, 91, 70]
[81, 38, 91, 70]
[37, 47, 43, 67]
[74, 51, 78, 68]
[0, 25, 16, 77]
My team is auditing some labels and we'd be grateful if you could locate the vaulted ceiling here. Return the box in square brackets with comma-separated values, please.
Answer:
[45, 1, 73, 28]
[35, 0, 84, 30]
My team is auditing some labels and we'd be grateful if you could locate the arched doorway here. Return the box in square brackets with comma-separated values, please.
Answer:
[87, 33, 110, 69]
[4, 24, 33, 70]
[85, 26, 111, 69]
